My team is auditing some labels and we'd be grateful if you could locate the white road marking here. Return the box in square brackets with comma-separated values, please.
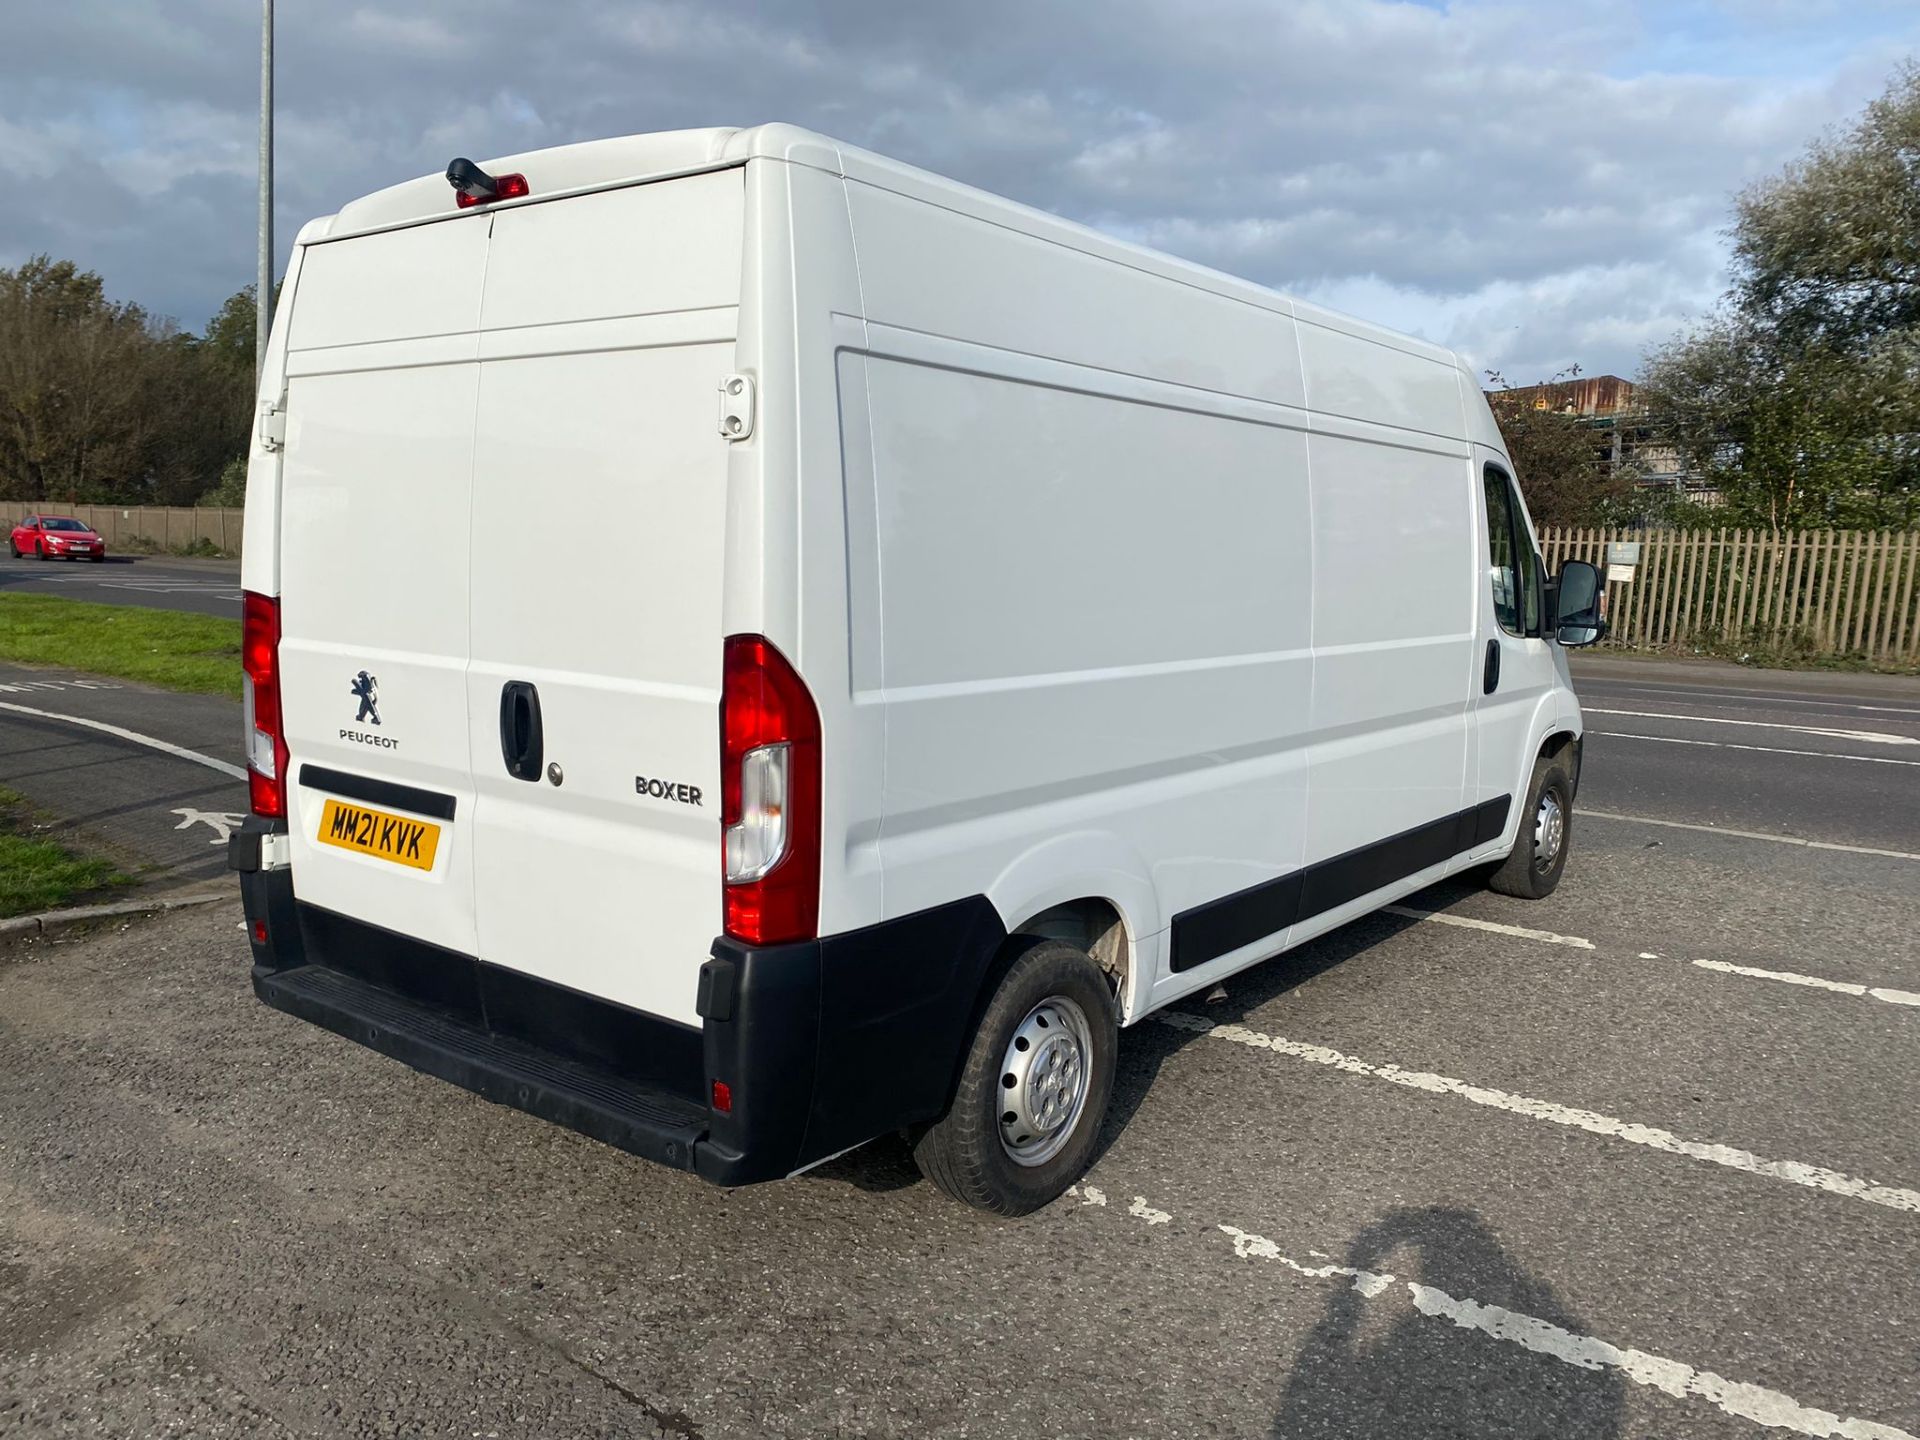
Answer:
[1383, 905, 1595, 949]
[1582, 809, 1920, 861]
[0, 701, 246, 781]
[1159, 1014, 1920, 1213]
[1686, 958, 1920, 1008]
[1392, 906, 1918, 1009]
[1214, 1221, 1917, 1440]
[0, 678, 123, 692]
[1067, 1193, 1917, 1439]
[1219, 1225, 1396, 1296]
[172, 807, 246, 844]
[1593, 730, 1920, 767]
[1128, 1195, 1171, 1225]
[1584, 707, 1919, 746]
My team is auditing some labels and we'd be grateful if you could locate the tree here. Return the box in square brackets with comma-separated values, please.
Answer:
[1640, 66, 1920, 530]
[1484, 369, 1636, 526]
[0, 256, 156, 500]
[0, 259, 258, 505]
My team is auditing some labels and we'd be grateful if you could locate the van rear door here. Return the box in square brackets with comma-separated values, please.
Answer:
[276, 217, 488, 955]
[464, 171, 744, 1026]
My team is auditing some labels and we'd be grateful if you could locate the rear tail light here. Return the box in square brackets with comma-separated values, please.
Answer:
[242, 591, 288, 817]
[720, 635, 820, 945]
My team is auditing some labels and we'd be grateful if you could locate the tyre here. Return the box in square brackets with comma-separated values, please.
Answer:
[912, 936, 1118, 1217]
[37, 543, 50, 561]
[89, 551, 104, 563]
[7, 540, 17, 558]
[1487, 754, 1574, 899]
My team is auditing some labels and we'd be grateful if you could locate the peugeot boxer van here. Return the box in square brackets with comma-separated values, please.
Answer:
[230, 124, 1606, 1216]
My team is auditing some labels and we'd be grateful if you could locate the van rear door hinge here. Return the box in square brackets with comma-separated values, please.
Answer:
[718, 373, 755, 441]
[258, 401, 287, 453]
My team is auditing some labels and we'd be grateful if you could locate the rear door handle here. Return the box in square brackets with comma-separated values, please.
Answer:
[1483, 639, 1502, 695]
[499, 681, 544, 781]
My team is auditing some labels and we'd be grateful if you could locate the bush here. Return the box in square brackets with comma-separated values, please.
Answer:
[198, 457, 247, 508]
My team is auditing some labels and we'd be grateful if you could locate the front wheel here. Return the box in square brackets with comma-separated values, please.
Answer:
[1487, 755, 1574, 899]
[912, 937, 1117, 1217]
[37, 543, 51, 561]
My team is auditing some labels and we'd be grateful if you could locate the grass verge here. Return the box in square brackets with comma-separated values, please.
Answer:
[0, 789, 130, 918]
[0, 593, 240, 697]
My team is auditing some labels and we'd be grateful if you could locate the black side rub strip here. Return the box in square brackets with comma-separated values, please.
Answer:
[300, 763, 456, 821]
[1169, 795, 1511, 972]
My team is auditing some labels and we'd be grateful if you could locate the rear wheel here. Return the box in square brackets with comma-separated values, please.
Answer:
[912, 936, 1117, 1217]
[1487, 754, 1574, 899]
[7, 539, 17, 558]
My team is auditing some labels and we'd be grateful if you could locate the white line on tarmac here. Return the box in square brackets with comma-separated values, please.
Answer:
[0, 701, 246, 781]
[1680, 957, 1920, 1008]
[1069, 1190, 1917, 1439]
[1383, 905, 1595, 949]
[1592, 731, 1920, 767]
[1583, 708, 1919, 746]
[1158, 1013, 1920, 1214]
[1388, 901, 1920, 1010]
[1212, 1221, 1917, 1440]
[1582, 809, 1920, 861]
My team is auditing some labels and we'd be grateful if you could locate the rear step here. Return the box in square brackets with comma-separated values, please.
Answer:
[254, 963, 709, 1168]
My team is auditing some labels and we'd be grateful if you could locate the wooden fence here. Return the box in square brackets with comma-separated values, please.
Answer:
[1539, 527, 1920, 664]
[1, 501, 243, 557]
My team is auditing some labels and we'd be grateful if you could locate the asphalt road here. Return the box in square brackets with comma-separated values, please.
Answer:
[0, 553, 243, 616]
[2, 657, 1917, 1439]
[0, 664, 244, 893]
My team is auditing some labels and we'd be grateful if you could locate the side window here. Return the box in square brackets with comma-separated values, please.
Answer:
[1516, 523, 1543, 635]
[1481, 471, 1519, 634]
[1482, 466, 1544, 638]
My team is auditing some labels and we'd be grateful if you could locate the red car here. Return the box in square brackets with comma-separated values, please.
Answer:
[9, 514, 106, 562]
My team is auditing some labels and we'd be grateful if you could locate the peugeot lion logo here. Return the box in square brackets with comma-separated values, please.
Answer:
[350, 670, 381, 726]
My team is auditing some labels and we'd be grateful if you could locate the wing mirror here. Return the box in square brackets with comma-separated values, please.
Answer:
[1551, 559, 1607, 647]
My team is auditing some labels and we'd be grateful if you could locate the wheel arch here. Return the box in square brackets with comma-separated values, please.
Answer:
[986, 835, 1161, 1020]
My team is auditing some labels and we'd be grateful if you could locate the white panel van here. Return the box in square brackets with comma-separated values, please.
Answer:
[231, 125, 1608, 1216]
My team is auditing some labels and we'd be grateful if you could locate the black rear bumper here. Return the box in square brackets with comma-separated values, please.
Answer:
[255, 958, 709, 1169]
[234, 847, 1006, 1186]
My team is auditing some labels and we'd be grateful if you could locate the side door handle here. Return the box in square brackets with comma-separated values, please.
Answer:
[1483, 639, 1502, 695]
[499, 681, 544, 781]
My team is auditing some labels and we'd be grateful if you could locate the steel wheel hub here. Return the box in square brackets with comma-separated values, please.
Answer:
[997, 996, 1093, 1167]
[1534, 790, 1566, 870]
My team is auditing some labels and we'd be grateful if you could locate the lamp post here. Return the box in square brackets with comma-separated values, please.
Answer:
[256, 0, 273, 382]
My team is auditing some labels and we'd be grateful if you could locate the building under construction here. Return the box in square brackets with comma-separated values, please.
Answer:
[1491, 374, 1705, 498]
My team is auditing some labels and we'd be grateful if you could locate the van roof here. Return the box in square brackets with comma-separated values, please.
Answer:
[319, 125, 829, 238]
[308, 123, 1472, 379]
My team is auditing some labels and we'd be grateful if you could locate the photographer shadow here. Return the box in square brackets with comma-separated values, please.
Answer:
[1270, 1206, 1624, 1439]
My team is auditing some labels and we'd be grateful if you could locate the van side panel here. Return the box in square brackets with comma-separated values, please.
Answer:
[1292, 317, 1477, 929]
[769, 159, 887, 938]
[841, 182, 1315, 1006]
[1300, 417, 1474, 862]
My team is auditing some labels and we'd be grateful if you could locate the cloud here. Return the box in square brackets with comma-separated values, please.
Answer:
[2, 0, 1915, 374]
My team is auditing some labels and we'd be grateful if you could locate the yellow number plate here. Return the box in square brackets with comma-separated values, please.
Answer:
[316, 798, 441, 871]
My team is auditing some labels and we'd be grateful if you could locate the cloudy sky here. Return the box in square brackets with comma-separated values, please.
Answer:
[7, 1, 1918, 380]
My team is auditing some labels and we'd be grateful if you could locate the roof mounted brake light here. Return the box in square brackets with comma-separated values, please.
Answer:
[446, 157, 529, 209]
